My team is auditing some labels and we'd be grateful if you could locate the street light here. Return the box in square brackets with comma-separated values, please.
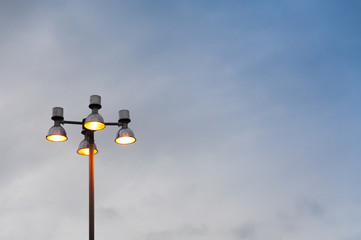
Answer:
[115, 109, 136, 145]
[77, 130, 99, 156]
[84, 95, 106, 131]
[46, 107, 68, 142]
[46, 95, 136, 240]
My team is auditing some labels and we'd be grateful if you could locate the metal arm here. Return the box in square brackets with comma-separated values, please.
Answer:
[62, 120, 84, 125]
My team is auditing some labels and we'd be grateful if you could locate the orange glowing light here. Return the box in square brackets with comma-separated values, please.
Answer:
[77, 148, 98, 156]
[46, 135, 68, 142]
[115, 136, 136, 145]
[84, 121, 105, 131]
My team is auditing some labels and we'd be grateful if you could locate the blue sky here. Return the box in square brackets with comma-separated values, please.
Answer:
[0, 1, 360, 239]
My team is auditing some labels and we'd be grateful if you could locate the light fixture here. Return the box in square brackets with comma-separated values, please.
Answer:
[84, 113, 105, 131]
[84, 95, 105, 131]
[115, 127, 136, 144]
[77, 138, 98, 156]
[46, 107, 68, 142]
[46, 95, 136, 240]
[46, 125, 68, 142]
[115, 109, 136, 145]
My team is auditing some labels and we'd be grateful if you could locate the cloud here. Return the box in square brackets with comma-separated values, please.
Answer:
[296, 199, 325, 218]
[143, 224, 208, 240]
[233, 222, 257, 240]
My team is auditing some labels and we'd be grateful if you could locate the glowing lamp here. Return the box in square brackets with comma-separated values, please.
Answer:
[46, 107, 67, 142]
[46, 134, 67, 142]
[46, 125, 68, 142]
[77, 139, 98, 156]
[46, 95, 136, 240]
[84, 113, 106, 131]
[115, 127, 136, 145]
[84, 95, 105, 131]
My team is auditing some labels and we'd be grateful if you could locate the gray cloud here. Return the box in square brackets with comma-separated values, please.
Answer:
[144, 224, 208, 240]
[296, 199, 325, 218]
[233, 222, 257, 240]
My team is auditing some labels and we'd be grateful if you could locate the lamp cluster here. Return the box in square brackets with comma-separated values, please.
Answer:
[46, 95, 136, 155]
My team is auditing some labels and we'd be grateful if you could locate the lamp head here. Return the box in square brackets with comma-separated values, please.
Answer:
[46, 107, 67, 142]
[115, 127, 136, 145]
[84, 113, 105, 131]
[77, 138, 98, 156]
[84, 95, 105, 131]
[115, 109, 136, 144]
[46, 125, 68, 142]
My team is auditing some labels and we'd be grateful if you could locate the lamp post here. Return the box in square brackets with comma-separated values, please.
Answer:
[46, 95, 136, 240]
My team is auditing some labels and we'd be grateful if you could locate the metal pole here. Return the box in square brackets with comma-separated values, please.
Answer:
[89, 132, 95, 240]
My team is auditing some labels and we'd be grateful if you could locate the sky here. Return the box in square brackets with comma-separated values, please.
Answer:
[0, 0, 361, 239]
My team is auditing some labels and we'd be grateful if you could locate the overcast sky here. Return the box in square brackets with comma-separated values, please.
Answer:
[0, 0, 361, 239]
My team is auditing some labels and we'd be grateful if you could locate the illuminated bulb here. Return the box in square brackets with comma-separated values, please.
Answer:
[77, 148, 98, 156]
[46, 135, 68, 142]
[115, 127, 136, 145]
[46, 125, 67, 142]
[84, 113, 105, 131]
[115, 136, 136, 145]
[84, 121, 105, 131]
[77, 139, 98, 156]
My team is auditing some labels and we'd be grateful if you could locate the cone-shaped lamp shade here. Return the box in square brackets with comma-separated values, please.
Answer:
[77, 139, 98, 156]
[84, 113, 105, 131]
[115, 127, 136, 145]
[46, 125, 68, 142]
